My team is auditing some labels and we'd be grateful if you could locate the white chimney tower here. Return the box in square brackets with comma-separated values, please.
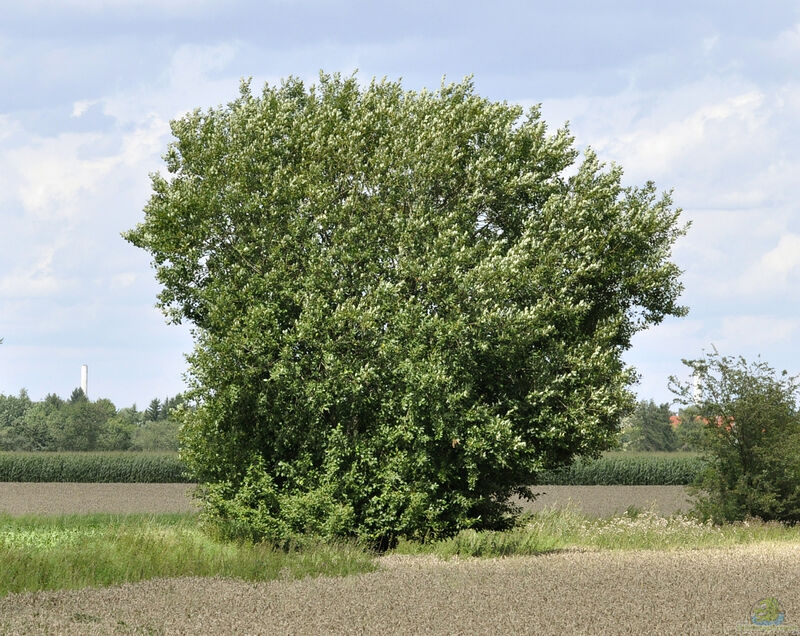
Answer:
[81, 364, 88, 399]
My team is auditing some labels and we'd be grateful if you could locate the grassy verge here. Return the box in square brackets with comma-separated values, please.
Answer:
[393, 502, 800, 558]
[0, 512, 375, 597]
[2, 504, 799, 598]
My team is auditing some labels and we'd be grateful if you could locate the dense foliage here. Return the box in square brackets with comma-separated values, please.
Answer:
[0, 390, 184, 452]
[671, 350, 800, 525]
[671, 405, 711, 452]
[0, 451, 188, 482]
[126, 73, 688, 548]
[616, 400, 679, 452]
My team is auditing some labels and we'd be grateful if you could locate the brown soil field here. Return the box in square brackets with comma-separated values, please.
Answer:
[0, 483, 201, 516]
[1, 543, 798, 635]
[516, 484, 701, 518]
[0, 483, 697, 518]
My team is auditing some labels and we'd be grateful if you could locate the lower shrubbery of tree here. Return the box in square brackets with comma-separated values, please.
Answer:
[0, 389, 184, 452]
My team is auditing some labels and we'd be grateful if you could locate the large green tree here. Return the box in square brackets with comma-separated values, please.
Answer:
[125, 74, 688, 547]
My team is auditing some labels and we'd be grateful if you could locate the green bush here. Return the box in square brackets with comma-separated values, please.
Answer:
[0, 452, 190, 483]
[671, 350, 800, 526]
[126, 73, 688, 549]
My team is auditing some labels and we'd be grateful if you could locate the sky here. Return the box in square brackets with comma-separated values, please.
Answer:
[1, 1, 800, 410]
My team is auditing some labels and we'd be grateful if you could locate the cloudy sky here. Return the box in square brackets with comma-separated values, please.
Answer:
[1, 1, 799, 410]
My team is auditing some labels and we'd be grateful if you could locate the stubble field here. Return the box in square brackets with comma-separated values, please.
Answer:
[1, 544, 798, 635]
[0, 482, 696, 518]
[0, 483, 798, 635]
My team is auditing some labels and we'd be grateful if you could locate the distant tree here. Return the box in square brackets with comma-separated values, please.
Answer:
[44, 393, 64, 410]
[97, 415, 135, 451]
[620, 400, 678, 452]
[0, 390, 32, 427]
[116, 406, 145, 427]
[69, 388, 88, 404]
[131, 419, 180, 451]
[129, 396, 184, 450]
[673, 405, 708, 452]
[51, 398, 116, 451]
[15, 403, 55, 451]
[0, 390, 33, 451]
[161, 394, 185, 420]
[145, 398, 162, 422]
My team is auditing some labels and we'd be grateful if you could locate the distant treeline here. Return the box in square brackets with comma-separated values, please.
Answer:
[0, 388, 185, 452]
[0, 390, 702, 455]
[616, 400, 706, 453]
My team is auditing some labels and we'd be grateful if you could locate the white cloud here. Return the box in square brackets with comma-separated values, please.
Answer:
[1, 114, 169, 222]
[631, 319, 706, 350]
[71, 99, 96, 118]
[736, 234, 800, 295]
[539, 76, 800, 212]
[101, 43, 244, 125]
[0, 114, 20, 142]
[771, 22, 800, 58]
[0, 245, 72, 298]
[6, 132, 117, 220]
[592, 90, 767, 187]
[702, 34, 719, 54]
[719, 315, 800, 349]
[110, 273, 137, 288]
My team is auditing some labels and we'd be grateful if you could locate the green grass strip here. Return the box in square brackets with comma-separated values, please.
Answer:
[0, 513, 376, 597]
[393, 503, 800, 558]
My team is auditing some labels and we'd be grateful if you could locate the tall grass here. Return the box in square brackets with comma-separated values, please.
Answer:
[393, 501, 800, 558]
[0, 512, 375, 597]
[3, 500, 799, 598]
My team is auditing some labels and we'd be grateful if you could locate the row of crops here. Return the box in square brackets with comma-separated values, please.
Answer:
[0, 452, 190, 483]
[535, 452, 706, 485]
[0, 451, 708, 485]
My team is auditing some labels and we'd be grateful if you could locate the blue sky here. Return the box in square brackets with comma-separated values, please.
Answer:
[2, 1, 800, 410]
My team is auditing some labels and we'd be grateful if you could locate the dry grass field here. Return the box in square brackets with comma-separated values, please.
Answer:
[0, 483, 201, 516]
[1, 483, 798, 635]
[1, 544, 798, 635]
[515, 484, 698, 518]
[0, 483, 694, 518]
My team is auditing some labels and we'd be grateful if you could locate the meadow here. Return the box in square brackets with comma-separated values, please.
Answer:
[0, 478, 799, 634]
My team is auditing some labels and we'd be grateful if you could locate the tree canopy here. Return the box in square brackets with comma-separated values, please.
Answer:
[125, 73, 689, 547]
